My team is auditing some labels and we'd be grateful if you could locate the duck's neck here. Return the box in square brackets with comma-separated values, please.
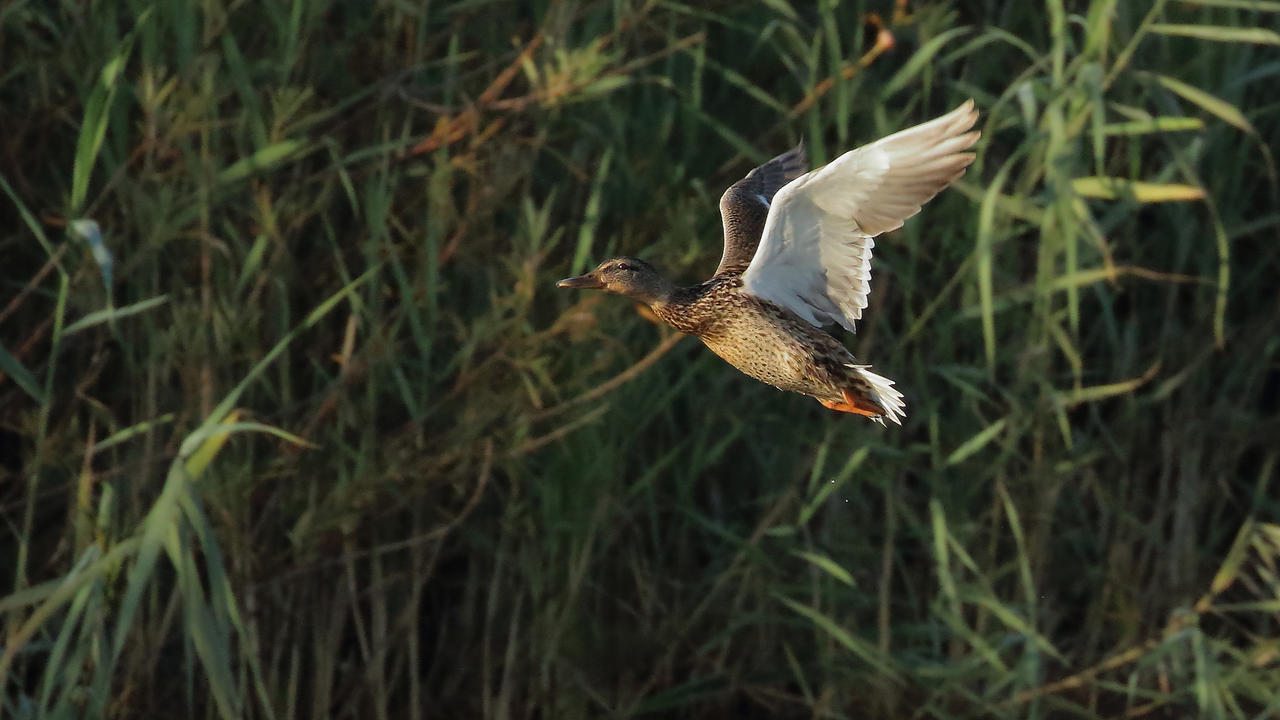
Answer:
[648, 282, 712, 336]
[624, 274, 677, 307]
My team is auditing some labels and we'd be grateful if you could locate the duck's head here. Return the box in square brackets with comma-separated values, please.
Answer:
[556, 257, 673, 305]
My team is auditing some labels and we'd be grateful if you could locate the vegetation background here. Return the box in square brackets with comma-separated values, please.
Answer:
[2, 0, 1279, 717]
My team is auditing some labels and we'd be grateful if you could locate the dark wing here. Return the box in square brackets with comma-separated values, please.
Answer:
[713, 141, 808, 277]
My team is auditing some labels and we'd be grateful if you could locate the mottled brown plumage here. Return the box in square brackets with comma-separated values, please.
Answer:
[714, 142, 808, 277]
[653, 276, 884, 410]
[558, 101, 982, 424]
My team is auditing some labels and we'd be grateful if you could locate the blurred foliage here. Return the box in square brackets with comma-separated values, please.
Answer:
[2, 0, 1280, 718]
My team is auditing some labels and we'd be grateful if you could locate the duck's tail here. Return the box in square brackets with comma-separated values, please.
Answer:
[849, 365, 906, 426]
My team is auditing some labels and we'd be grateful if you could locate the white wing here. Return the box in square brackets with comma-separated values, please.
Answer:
[741, 100, 980, 332]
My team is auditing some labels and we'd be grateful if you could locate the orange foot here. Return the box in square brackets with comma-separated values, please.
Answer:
[818, 388, 885, 418]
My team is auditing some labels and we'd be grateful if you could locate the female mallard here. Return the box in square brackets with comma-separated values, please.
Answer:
[558, 100, 980, 424]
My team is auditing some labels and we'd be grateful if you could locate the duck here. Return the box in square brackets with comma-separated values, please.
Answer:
[557, 100, 980, 424]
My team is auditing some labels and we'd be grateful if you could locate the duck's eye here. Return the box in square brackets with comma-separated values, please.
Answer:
[615, 263, 634, 272]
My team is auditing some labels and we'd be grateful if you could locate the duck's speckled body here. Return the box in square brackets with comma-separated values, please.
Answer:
[558, 100, 981, 424]
[651, 276, 873, 407]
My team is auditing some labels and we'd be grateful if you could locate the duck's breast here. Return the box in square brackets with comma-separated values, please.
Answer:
[697, 290, 853, 399]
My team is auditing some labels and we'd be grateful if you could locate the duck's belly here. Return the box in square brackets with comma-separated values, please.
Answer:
[698, 310, 852, 400]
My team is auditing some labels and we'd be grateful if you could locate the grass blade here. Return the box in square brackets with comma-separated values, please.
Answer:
[62, 295, 169, 336]
[70, 10, 150, 212]
[792, 550, 857, 587]
[218, 139, 311, 185]
[1150, 24, 1280, 45]
[1056, 361, 1161, 406]
[572, 146, 613, 274]
[0, 342, 45, 404]
[945, 419, 1008, 466]
[1072, 177, 1205, 202]
[1148, 72, 1255, 134]
[776, 595, 901, 683]
[977, 159, 1014, 375]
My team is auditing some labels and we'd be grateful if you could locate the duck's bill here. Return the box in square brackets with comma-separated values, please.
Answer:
[556, 274, 604, 289]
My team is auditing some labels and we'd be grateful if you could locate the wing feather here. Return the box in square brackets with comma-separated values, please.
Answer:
[741, 100, 980, 331]
[715, 142, 807, 277]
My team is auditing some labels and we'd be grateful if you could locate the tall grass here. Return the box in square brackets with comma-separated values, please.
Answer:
[2, 0, 1279, 717]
